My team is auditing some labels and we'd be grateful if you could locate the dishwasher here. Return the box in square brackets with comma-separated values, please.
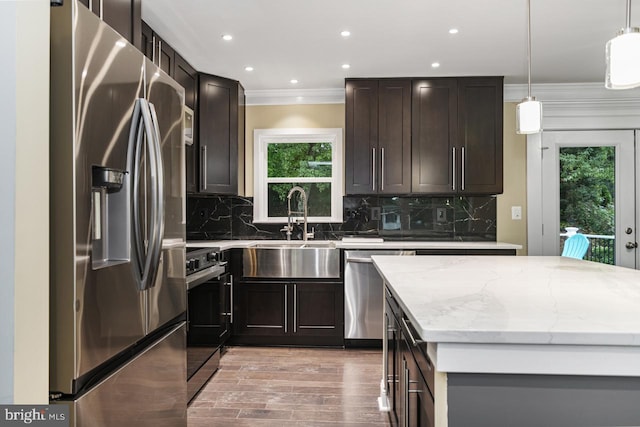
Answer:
[344, 250, 415, 346]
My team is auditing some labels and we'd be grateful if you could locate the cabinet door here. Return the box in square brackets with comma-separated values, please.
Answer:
[345, 79, 378, 195]
[219, 273, 232, 344]
[386, 304, 400, 426]
[158, 38, 175, 77]
[411, 78, 458, 194]
[198, 74, 239, 194]
[457, 77, 503, 194]
[175, 54, 198, 193]
[233, 282, 287, 336]
[141, 21, 154, 60]
[293, 282, 343, 340]
[79, 0, 140, 48]
[379, 80, 411, 194]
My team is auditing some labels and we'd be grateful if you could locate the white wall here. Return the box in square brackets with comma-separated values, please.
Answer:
[0, 1, 18, 404]
[0, 0, 50, 404]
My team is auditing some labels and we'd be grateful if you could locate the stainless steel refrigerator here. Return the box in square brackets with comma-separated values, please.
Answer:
[49, 2, 187, 425]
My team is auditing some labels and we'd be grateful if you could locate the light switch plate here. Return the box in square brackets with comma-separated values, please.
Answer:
[511, 206, 522, 220]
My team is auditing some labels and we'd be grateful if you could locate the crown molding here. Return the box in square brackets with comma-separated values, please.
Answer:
[503, 82, 640, 103]
[245, 88, 344, 106]
[245, 83, 640, 106]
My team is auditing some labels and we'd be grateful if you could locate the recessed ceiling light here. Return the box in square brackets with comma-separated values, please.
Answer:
[222, 34, 233, 41]
[449, 28, 459, 34]
[340, 30, 351, 37]
[297, 96, 304, 101]
[245, 66, 254, 72]
[290, 79, 299, 84]
[431, 62, 441, 68]
[342, 64, 351, 69]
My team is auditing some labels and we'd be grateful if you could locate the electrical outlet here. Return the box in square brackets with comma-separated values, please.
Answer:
[370, 207, 381, 221]
[436, 207, 447, 223]
[511, 206, 522, 220]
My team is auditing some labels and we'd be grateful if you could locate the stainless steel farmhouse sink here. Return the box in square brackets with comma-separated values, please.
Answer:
[243, 241, 339, 278]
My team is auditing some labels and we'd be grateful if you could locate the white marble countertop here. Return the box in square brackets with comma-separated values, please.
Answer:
[186, 240, 521, 251]
[374, 255, 640, 376]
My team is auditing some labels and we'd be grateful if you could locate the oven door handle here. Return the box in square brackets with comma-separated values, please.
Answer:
[187, 265, 226, 290]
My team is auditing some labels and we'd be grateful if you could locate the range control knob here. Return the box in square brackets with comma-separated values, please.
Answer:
[207, 252, 218, 262]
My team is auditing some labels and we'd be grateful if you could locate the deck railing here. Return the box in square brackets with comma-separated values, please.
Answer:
[559, 233, 615, 265]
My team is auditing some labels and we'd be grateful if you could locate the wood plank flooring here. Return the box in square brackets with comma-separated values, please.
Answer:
[188, 346, 391, 426]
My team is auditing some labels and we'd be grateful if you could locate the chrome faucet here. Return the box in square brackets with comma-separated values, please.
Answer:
[281, 186, 314, 241]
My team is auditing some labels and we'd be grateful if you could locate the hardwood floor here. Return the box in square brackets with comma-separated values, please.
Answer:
[188, 346, 391, 426]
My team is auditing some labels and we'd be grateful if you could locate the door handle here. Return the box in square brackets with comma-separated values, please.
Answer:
[294, 283, 297, 333]
[284, 284, 288, 333]
[372, 148, 376, 192]
[200, 146, 207, 191]
[381, 147, 385, 192]
[461, 146, 466, 191]
[452, 147, 456, 191]
[626, 242, 638, 249]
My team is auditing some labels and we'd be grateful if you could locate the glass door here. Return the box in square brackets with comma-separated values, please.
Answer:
[541, 130, 636, 268]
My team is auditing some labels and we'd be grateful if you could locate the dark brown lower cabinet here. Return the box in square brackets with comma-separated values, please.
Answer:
[233, 280, 344, 346]
[386, 286, 435, 427]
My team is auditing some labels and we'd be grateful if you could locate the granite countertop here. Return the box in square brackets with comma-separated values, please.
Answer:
[186, 239, 522, 251]
[373, 256, 640, 376]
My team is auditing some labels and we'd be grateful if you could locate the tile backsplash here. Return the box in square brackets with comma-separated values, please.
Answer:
[187, 195, 496, 241]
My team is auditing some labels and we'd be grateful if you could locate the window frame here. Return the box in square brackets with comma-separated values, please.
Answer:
[253, 128, 343, 224]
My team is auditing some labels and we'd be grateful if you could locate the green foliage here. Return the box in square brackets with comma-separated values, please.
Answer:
[267, 142, 332, 178]
[559, 146, 614, 235]
[267, 142, 333, 211]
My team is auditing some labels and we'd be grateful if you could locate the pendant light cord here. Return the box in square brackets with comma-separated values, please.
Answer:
[527, 0, 532, 98]
[626, 0, 632, 29]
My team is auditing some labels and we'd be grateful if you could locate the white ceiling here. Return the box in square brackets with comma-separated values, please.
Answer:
[142, 0, 633, 91]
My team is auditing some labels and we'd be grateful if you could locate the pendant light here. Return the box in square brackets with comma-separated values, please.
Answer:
[605, 0, 640, 89]
[516, 0, 542, 134]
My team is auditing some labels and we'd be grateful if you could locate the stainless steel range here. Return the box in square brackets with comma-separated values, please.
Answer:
[186, 247, 232, 401]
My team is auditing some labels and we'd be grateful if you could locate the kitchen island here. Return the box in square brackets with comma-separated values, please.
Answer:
[373, 255, 640, 427]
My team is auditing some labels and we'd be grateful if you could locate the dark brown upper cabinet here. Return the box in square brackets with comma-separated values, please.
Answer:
[79, 0, 141, 50]
[141, 21, 175, 76]
[174, 54, 198, 192]
[412, 77, 503, 195]
[345, 79, 411, 195]
[198, 74, 244, 195]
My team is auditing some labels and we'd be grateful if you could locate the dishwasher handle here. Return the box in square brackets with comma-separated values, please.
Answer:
[346, 251, 416, 264]
[345, 256, 375, 264]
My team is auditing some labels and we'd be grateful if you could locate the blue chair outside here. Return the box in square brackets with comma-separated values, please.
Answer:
[562, 234, 590, 259]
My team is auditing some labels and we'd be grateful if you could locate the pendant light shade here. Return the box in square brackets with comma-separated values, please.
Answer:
[516, 0, 542, 135]
[605, 27, 640, 89]
[516, 96, 543, 134]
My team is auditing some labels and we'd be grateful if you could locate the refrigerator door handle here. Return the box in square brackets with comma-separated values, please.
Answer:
[128, 100, 146, 290]
[130, 99, 160, 291]
[146, 102, 165, 289]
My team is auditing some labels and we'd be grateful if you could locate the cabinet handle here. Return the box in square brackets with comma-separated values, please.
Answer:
[294, 283, 297, 333]
[372, 148, 376, 192]
[229, 274, 234, 324]
[158, 40, 162, 68]
[284, 284, 288, 333]
[401, 317, 422, 347]
[151, 35, 156, 64]
[200, 146, 207, 191]
[99, 0, 103, 20]
[403, 358, 410, 426]
[380, 147, 385, 192]
[461, 146, 466, 191]
[452, 147, 456, 191]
